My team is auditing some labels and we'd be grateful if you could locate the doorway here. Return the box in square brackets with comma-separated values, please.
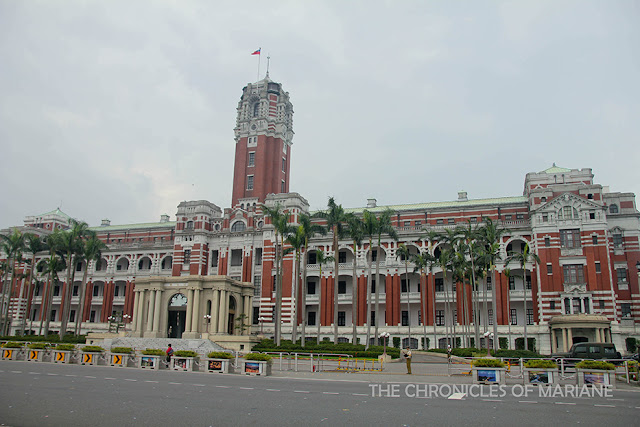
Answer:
[168, 293, 187, 338]
[227, 296, 236, 335]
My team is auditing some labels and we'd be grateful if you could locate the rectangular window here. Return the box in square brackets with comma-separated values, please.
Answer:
[560, 229, 581, 248]
[70, 310, 76, 323]
[252, 307, 260, 324]
[508, 276, 515, 290]
[53, 285, 60, 297]
[525, 275, 532, 290]
[93, 285, 100, 297]
[282, 157, 286, 172]
[447, 218, 455, 225]
[401, 279, 409, 293]
[526, 308, 534, 325]
[599, 300, 605, 309]
[516, 214, 524, 220]
[184, 249, 191, 264]
[436, 219, 444, 225]
[415, 221, 422, 227]
[401, 311, 409, 326]
[488, 309, 493, 325]
[248, 152, 255, 167]
[403, 221, 411, 227]
[573, 297, 581, 314]
[308, 252, 317, 264]
[613, 234, 623, 248]
[371, 250, 377, 261]
[454, 309, 458, 324]
[338, 311, 346, 326]
[50, 310, 57, 321]
[211, 250, 219, 267]
[338, 281, 346, 294]
[436, 310, 444, 326]
[114, 286, 119, 297]
[338, 251, 346, 263]
[544, 237, 550, 247]
[589, 212, 596, 220]
[486, 276, 492, 291]
[435, 278, 444, 292]
[550, 301, 556, 310]
[547, 264, 553, 275]
[281, 180, 285, 193]
[76, 262, 82, 272]
[253, 276, 262, 297]
[505, 214, 512, 220]
[592, 235, 598, 245]
[616, 268, 627, 283]
[595, 262, 601, 273]
[470, 217, 477, 223]
[542, 213, 548, 222]
[246, 175, 254, 190]
[72, 286, 79, 297]
[621, 303, 631, 318]
[308, 311, 316, 326]
[254, 248, 262, 265]
[307, 281, 316, 295]
[510, 308, 517, 325]
[563, 264, 585, 284]
[371, 311, 376, 326]
[370, 280, 376, 293]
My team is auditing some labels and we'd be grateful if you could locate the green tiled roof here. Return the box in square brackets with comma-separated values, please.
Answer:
[36, 208, 73, 220]
[89, 221, 176, 232]
[313, 196, 528, 214]
[541, 164, 572, 174]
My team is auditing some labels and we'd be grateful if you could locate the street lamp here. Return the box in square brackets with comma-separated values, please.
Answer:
[379, 331, 390, 357]
[258, 317, 266, 334]
[484, 331, 494, 358]
[123, 314, 131, 332]
[203, 314, 212, 333]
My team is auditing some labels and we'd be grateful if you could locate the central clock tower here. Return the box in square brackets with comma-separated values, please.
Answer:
[231, 75, 294, 208]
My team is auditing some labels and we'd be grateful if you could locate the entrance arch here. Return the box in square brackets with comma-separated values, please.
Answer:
[168, 293, 187, 338]
[227, 296, 236, 334]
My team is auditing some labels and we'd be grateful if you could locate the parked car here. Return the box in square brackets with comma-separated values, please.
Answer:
[553, 342, 621, 362]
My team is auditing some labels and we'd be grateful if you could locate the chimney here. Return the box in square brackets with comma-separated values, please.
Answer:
[100, 219, 111, 227]
[160, 214, 170, 223]
[458, 191, 468, 201]
[367, 198, 377, 208]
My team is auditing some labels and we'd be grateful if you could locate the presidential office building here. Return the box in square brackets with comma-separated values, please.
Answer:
[2, 75, 639, 354]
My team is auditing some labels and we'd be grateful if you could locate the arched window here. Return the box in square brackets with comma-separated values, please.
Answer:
[231, 221, 246, 232]
[558, 206, 578, 220]
[609, 204, 619, 214]
[186, 221, 194, 230]
[252, 102, 260, 117]
[161, 256, 173, 270]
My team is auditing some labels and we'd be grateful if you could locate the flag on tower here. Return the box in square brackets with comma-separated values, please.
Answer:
[251, 48, 261, 55]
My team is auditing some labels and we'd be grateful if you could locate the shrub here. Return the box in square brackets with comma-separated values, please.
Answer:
[515, 338, 537, 352]
[473, 358, 505, 368]
[392, 337, 401, 349]
[81, 345, 104, 352]
[142, 349, 165, 356]
[626, 361, 638, 372]
[208, 351, 234, 359]
[56, 344, 76, 351]
[3, 341, 24, 348]
[499, 337, 508, 350]
[174, 350, 198, 358]
[245, 353, 272, 361]
[28, 343, 48, 349]
[575, 360, 615, 371]
[495, 349, 541, 358]
[524, 359, 557, 369]
[110, 347, 133, 354]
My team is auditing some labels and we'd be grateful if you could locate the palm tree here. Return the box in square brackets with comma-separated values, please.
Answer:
[298, 213, 326, 347]
[436, 246, 455, 348]
[0, 229, 25, 335]
[285, 225, 305, 343]
[438, 228, 461, 347]
[397, 243, 412, 348]
[503, 267, 512, 349]
[21, 234, 47, 334]
[75, 233, 106, 335]
[373, 209, 397, 344]
[458, 221, 481, 348]
[315, 197, 348, 343]
[345, 213, 364, 344]
[477, 218, 507, 351]
[315, 249, 334, 344]
[40, 230, 65, 337]
[411, 250, 435, 349]
[59, 219, 90, 338]
[504, 242, 540, 351]
[362, 210, 377, 349]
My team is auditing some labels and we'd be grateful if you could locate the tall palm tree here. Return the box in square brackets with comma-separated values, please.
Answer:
[436, 246, 455, 348]
[285, 225, 305, 343]
[75, 233, 106, 335]
[503, 267, 513, 349]
[362, 210, 377, 349]
[438, 228, 461, 347]
[458, 221, 481, 348]
[59, 219, 90, 338]
[373, 209, 397, 344]
[505, 242, 540, 351]
[298, 213, 326, 347]
[477, 218, 507, 351]
[345, 213, 364, 344]
[21, 234, 47, 334]
[315, 249, 334, 344]
[397, 243, 412, 348]
[0, 229, 25, 335]
[411, 250, 435, 349]
[40, 230, 65, 337]
[315, 197, 348, 343]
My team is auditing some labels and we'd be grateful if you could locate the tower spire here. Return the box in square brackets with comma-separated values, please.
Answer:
[266, 55, 270, 78]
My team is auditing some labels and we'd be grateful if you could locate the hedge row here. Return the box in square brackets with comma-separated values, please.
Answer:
[0, 334, 87, 343]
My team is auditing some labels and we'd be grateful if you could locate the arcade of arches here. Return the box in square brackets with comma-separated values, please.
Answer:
[131, 275, 254, 339]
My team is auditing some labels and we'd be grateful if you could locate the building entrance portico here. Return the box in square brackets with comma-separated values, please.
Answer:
[132, 275, 254, 339]
[549, 314, 612, 353]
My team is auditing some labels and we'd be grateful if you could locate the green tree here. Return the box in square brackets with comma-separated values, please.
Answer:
[373, 209, 397, 344]
[397, 244, 412, 347]
[362, 210, 377, 349]
[345, 213, 364, 344]
[285, 225, 305, 343]
[315, 249, 334, 344]
[504, 242, 540, 351]
[75, 233, 106, 335]
[39, 231, 66, 337]
[21, 234, 47, 334]
[411, 250, 436, 349]
[0, 229, 26, 335]
[298, 213, 326, 347]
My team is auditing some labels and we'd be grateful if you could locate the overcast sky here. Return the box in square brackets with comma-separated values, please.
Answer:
[1, 0, 638, 229]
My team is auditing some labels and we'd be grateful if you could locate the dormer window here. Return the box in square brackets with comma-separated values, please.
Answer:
[609, 204, 619, 214]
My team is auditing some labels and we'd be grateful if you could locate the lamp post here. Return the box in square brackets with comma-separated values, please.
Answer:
[123, 314, 131, 332]
[380, 331, 390, 357]
[258, 317, 266, 334]
[203, 314, 212, 333]
[484, 331, 494, 358]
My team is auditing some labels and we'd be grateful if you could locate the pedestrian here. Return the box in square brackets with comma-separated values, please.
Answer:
[402, 346, 412, 374]
[166, 343, 174, 363]
[447, 344, 452, 361]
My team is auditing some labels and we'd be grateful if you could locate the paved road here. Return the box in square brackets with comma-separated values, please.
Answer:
[1, 360, 638, 426]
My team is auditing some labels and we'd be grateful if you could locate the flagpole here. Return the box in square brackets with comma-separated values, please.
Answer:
[257, 47, 261, 83]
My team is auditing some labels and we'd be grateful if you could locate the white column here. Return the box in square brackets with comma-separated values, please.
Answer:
[218, 289, 227, 333]
[211, 289, 220, 333]
[132, 290, 139, 331]
[567, 328, 573, 348]
[191, 289, 201, 333]
[136, 290, 145, 333]
[562, 328, 568, 352]
[152, 289, 162, 333]
[243, 295, 252, 335]
[551, 329, 557, 353]
[146, 290, 156, 332]
[185, 289, 194, 333]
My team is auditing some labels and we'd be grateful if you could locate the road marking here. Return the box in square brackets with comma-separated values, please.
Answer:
[104, 377, 116, 380]
[519, 401, 538, 404]
[12, 370, 23, 374]
[46, 373, 58, 376]
[215, 385, 229, 388]
[65, 374, 76, 377]
[323, 392, 339, 395]
[266, 389, 280, 392]
[482, 399, 502, 402]
[239, 387, 254, 390]
[28, 372, 40, 375]
[448, 393, 465, 400]
[594, 404, 616, 408]
[145, 380, 158, 383]
[607, 398, 624, 401]
[555, 402, 576, 405]
[352, 393, 368, 396]
[193, 384, 205, 387]
[124, 379, 137, 382]
[85, 376, 96, 379]
[294, 390, 310, 393]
